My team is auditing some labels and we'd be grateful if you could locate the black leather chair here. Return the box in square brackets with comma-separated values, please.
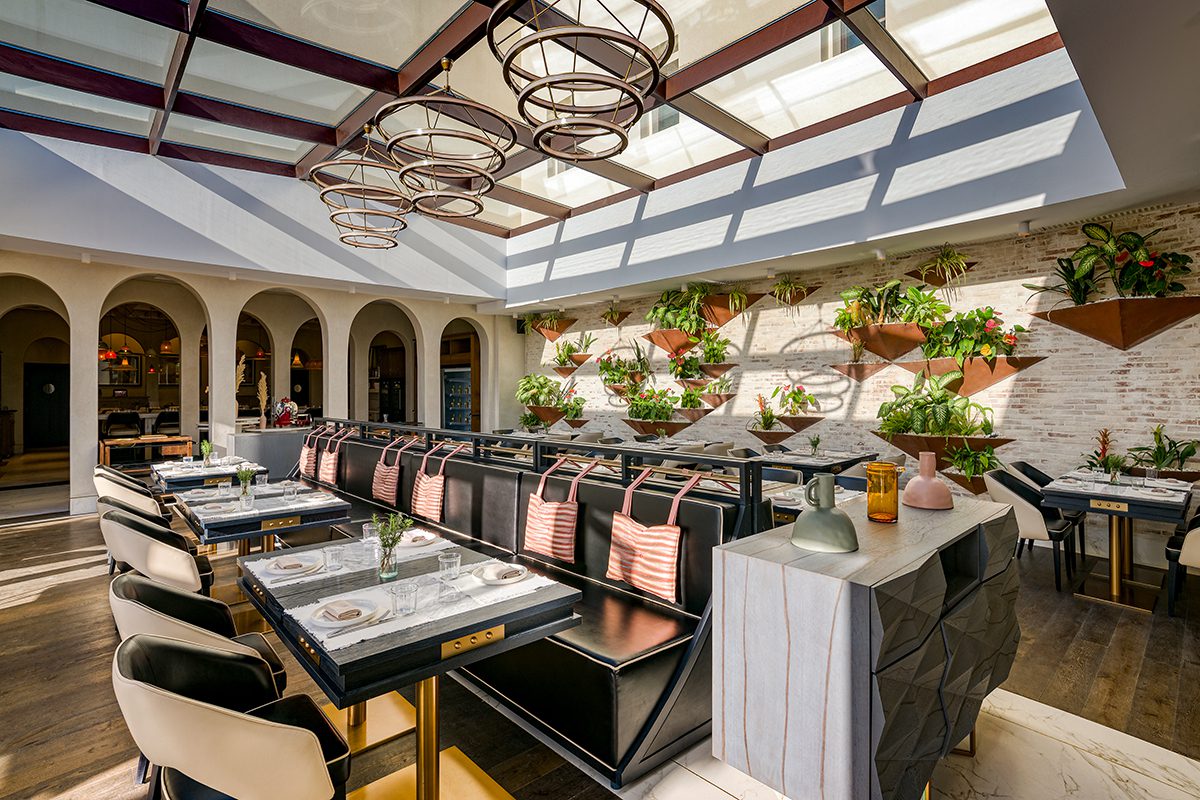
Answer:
[1008, 460, 1087, 563]
[99, 510, 213, 595]
[109, 574, 286, 691]
[985, 470, 1074, 590]
[105, 411, 143, 438]
[153, 410, 181, 435]
[112, 634, 350, 800]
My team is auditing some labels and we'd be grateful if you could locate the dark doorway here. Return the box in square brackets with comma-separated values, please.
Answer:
[23, 363, 70, 448]
[290, 369, 310, 406]
[371, 341, 406, 423]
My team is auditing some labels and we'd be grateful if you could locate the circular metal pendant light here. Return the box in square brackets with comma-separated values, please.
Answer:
[373, 58, 516, 220]
[310, 126, 412, 249]
[487, 0, 675, 161]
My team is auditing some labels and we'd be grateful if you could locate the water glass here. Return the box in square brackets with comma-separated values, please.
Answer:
[437, 580, 464, 605]
[217, 479, 232, 498]
[389, 583, 418, 616]
[181, 455, 193, 470]
[239, 494, 254, 512]
[283, 484, 298, 502]
[1146, 467, 1159, 485]
[325, 545, 344, 572]
[362, 522, 378, 541]
[256, 473, 267, 487]
[438, 551, 462, 581]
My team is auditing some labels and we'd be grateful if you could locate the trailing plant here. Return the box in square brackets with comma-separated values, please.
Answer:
[772, 383, 817, 415]
[521, 310, 565, 334]
[557, 384, 586, 420]
[516, 374, 562, 407]
[877, 371, 995, 437]
[1128, 425, 1199, 470]
[896, 286, 951, 327]
[770, 273, 809, 305]
[574, 332, 596, 353]
[945, 445, 1003, 479]
[699, 329, 731, 364]
[679, 387, 704, 409]
[920, 307, 1026, 363]
[1071, 222, 1193, 298]
[703, 375, 734, 394]
[724, 284, 750, 315]
[596, 349, 629, 385]
[627, 388, 678, 422]
[645, 285, 709, 337]
[668, 351, 703, 380]
[371, 511, 414, 552]
[750, 395, 780, 431]
[552, 339, 579, 367]
[628, 341, 651, 376]
[518, 411, 546, 432]
[601, 302, 626, 326]
[1022, 257, 1104, 307]
[1082, 428, 1128, 474]
[916, 244, 972, 287]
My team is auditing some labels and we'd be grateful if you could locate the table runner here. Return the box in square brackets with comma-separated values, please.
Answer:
[244, 535, 456, 588]
[185, 491, 344, 524]
[289, 559, 555, 650]
[176, 481, 314, 504]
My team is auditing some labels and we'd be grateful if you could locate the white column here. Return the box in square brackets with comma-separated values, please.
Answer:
[421, 334, 442, 428]
[352, 334, 371, 420]
[68, 296, 101, 514]
[272, 323, 298, 417]
[406, 335, 418, 423]
[323, 316, 352, 419]
[179, 321, 201, 442]
[207, 306, 240, 453]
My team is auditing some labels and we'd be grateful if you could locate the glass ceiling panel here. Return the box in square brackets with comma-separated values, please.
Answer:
[606, 105, 741, 179]
[0, 73, 154, 136]
[209, 0, 471, 68]
[163, 114, 311, 163]
[878, 0, 1057, 79]
[695, 19, 904, 139]
[181, 39, 371, 125]
[500, 159, 628, 207]
[0, 0, 176, 84]
[476, 194, 548, 229]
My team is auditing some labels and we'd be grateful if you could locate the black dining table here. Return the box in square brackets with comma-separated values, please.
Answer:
[239, 539, 580, 800]
[174, 482, 350, 556]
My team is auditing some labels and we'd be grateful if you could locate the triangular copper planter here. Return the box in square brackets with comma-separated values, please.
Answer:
[605, 384, 629, 397]
[551, 365, 578, 378]
[532, 318, 576, 342]
[700, 293, 766, 327]
[526, 405, 565, 425]
[643, 329, 699, 355]
[700, 392, 736, 408]
[772, 285, 822, 306]
[778, 415, 824, 433]
[894, 356, 1047, 396]
[830, 362, 891, 382]
[676, 378, 709, 390]
[622, 419, 693, 437]
[627, 371, 646, 385]
[1031, 296, 1200, 350]
[676, 407, 712, 423]
[564, 418, 589, 429]
[873, 431, 1014, 469]
[569, 353, 592, 366]
[832, 323, 926, 361]
[903, 261, 978, 288]
[748, 429, 795, 446]
[944, 472, 988, 495]
[699, 363, 737, 379]
[602, 311, 631, 327]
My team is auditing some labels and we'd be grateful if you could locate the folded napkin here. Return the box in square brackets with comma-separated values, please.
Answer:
[484, 565, 526, 581]
[272, 556, 306, 571]
[321, 600, 364, 622]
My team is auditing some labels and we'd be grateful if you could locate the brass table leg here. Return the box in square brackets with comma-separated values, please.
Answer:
[236, 539, 251, 558]
[923, 782, 931, 800]
[262, 534, 275, 553]
[417, 676, 439, 800]
[1121, 517, 1134, 578]
[321, 692, 416, 754]
[1108, 516, 1123, 599]
[348, 702, 366, 727]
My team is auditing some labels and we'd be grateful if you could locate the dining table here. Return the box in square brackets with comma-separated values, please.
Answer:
[239, 534, 580, 800]
[150, 456, 268, 493]
[1042, 470, 1194, 611]
[751, 449, 877, 476]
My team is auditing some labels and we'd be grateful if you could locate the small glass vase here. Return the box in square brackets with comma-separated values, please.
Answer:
[240, 480, 251, 497]
[378, 547, 399, 581]
[202, 453, 212, 468]
[1109, 469, 1120, 485]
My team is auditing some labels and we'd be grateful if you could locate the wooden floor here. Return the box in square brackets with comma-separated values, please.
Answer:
[4, 516, 1200, 799]
[0, 449, 69, 488]
[1003, 544, 1200, 760]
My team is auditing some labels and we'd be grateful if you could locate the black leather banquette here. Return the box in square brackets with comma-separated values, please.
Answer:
[299, 427, 751, 787]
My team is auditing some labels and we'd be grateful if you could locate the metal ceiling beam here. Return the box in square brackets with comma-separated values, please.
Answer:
[668, 93, 770, 154]
[0, 107, 147, 153]
[825, 1, 928, 99]
[83, 0, 188, 31]
[148, 0, 209, 155]
[156, 141, 296, 176]
[0, 43, 163, 108]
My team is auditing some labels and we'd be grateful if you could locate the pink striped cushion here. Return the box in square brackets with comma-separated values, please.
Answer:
[605, 512, 682, 603]
[300, 444, 317, 477]
[411, 472, 446, 521]
[372, 461, 400, 505]
[524, 494, 580, 562]
[317, 450, 340, 484]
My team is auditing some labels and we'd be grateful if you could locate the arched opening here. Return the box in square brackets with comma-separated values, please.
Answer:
[236, 311, 274, 418]
[289, 319, 324, 416]
[349, 300, 421, 424]
[440, 318, 482, 432]
[97, 302, 181, 441]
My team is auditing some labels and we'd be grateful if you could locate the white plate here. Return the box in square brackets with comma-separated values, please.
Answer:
[263, 552, 323, 576]
[309, 598, 380, 629]
[205, 502, 240, 513]
[1139, 487, 1175, 497]
[396, 532, 439, 547]
[1057, 478, 1083, 487]
[473, 563, 529, 585]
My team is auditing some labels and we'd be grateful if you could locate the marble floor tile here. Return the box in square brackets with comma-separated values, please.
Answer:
[673, 741, 786, 800]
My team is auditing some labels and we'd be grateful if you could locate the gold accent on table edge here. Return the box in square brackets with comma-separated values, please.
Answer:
[441, 625, 505, 659]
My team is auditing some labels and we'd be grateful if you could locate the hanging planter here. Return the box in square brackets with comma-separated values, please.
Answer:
[943, 472, 988, 495]
[551, 365, 578, 378]
[700, 392, 736, 408]
[829, 362, 891, 382]
[568, 353, 592, 366]
[627, 370, 647, 385]
[748, 428, 794, 446]
[564, 418, 589, 429]
[676, 407, 712, 423]
[1031, 296, 1200, 350]
[601, 309, 631, 327]
[605, 384, 629, 397]
[894, 356, 1046, 397]
[777, 415, 823, 433]
[676, 378, 709, 391]
[699, 363, 737, 379]
[532, 317, 577, 342]
[622, 419, 693, 437]
[643, 329, 699, 355]
[700, 293, 765, 327]
[771, 281, 821, 307]
[526, 405, 566, 425]
[1128, 466, 1200, 483]
[904, 261, 978, 288]
[832, 323, 926, 361]
[873, 432, 1014, 469]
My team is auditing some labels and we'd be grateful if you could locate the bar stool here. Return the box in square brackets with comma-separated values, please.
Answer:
[984, 469, 1075, 591]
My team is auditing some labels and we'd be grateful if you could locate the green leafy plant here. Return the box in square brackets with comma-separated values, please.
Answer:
[574, 332, 596, 353]
[601, 302, 626, 326]
[877, 371, 995, 437]
[699, 329, 731, 364]
[836, 280, 904, 327]
[679, 386, 704, 409]
[552, 339, 579, 367]
[1128, 425, 1199, 470]
[1072, 222, 1193, 298]
[518, 411, 546, 432]
[945, 445, 1003, 479]
[645, 285, 709, 337]
[920, 307, 1026, 364]
[236, 466, 257, 486]
[557, 382, 585, 419]
[772, 383, 817, 415]
[770, 274, 809, 306]
[516, 374, 562, 407]
[725, 285, 750, 316]
[668, 351, 703, 380]
[629, 341, 651, 376]
[199, 439, 213, 459]
[750, 394, 780, 431]
[627, 388, 678, 422]
[808, 435, 821, 454]
[703, 375, 733, 394]
[371, 511, 414, 552]
[1082, 428, 1128, 474]
[896, 286, 951, 327]
[596, 349, 629, 385]
[916, 244, 972, 287]
[1023, 257, 1104, 307]
[521, 310, 565, 334]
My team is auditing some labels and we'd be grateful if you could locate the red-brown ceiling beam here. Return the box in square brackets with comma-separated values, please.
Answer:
[0, 108, 148, 153]
[0, 43, 164, 108]
[171, 95, 338, 145]
[82, 0, 188, 31]
[148, 0, 209, 155]
[824, 1, 928, 99]
[156, 142, 296, 177]
[668, 93, 770, 154]
[928, 32, 1064, 96]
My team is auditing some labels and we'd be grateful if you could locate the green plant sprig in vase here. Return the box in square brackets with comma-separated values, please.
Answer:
[199, 439, 213, 467]
[236, 466, 256, 495]
[372, 511, 414, 580]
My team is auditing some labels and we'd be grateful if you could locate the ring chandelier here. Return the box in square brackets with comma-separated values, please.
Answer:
[310, 127, 412, 249]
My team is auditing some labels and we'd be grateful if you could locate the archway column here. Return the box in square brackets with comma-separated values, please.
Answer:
[207, 306, 240, 453]
[179, 321, 202, 442]
[271, 322, 300, 416]
[352, 333, 371, 420]
[67, 298, 101, 514]
[323, 316, 352, 419]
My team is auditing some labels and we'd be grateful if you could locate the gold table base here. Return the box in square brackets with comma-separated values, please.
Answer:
[322, 692, 417, 755]
[1073, 516, 1159, 612]
[347, 746, 513, 800]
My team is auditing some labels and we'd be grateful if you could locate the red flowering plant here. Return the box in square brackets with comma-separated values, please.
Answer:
[1072, 222, 1192, 298]
[919, 307, 1025, 364]
[596, 349, 629, 385]
[667, 350, 703, 380]
[1081, 428, 1129, 477]
[771, 383, 818, 415]
[749, 394, 781, 431]
[556, 383, 586, 420]
[626, 388, 678, 422]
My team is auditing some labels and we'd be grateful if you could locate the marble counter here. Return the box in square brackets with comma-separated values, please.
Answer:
[713, 495, 1019, 800]
[227, 426, 313, 479]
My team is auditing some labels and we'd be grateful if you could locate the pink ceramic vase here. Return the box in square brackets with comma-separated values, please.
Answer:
[902, 451, 954, 510]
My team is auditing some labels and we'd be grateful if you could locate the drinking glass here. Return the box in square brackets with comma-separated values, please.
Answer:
[1146, 467, 1159, 485]
[181, 455, 193, 470]
[217, 479, 232, 498]
[866, 461, 903, 524]
[255, 473, 267, 487]
[362, 522, 378, 541]
[389, 583, 418, 616]
[437, 580, 464, 604]
[325, 545, 344, 572]
[239, 494, 254, 512]
[283, 484, 298, 502]
[438, 551, 462, 581]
